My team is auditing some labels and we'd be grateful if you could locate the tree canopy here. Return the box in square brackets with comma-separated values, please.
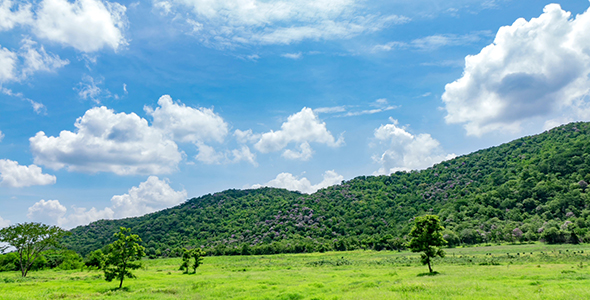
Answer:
[0, 223, 69, 277]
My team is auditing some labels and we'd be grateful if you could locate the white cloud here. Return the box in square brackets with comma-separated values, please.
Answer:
[195, 142, 257, 166]
[0, 130, 4, 142]
[145, 95, 229, 144]
[110, 176, 187, 218]
[27, 176, 186, 228]
[195, 142, 226, 164]
[281, 52, 302, 59]
[27, 199, 66, 225]
[234, 129, 260, 144]
[251, 170, 343, 194]
[0, 0, 32, 31]
[253, 107, 343, 160]
[0, 0, 127, 53]
[373, 31, 490, 52]
[76, 74, 102, 103]
[313, 106, 346, 114]
[62, 206, 114, 227]
[34, 0, 127, 52]
[231, 146, 257, 166]
[373, 119, 455, 175]
[314, 99, 397, 117]
[156, 0, 408, 46]
[0, 46, 17, 82]
[0, 159, 56, 187]
[341, 98, 398, 117]
[0, 38, 68, 84]
[19, 38, 69, 77]
[0, 216, 10, 228]
[282, 142, 313, 161]
[30, 106, 182, 175]
[0, 87, 46, 113]
[442, 4, 590, 136]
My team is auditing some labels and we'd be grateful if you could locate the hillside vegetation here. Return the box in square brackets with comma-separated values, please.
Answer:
[64, 122, 590, 257]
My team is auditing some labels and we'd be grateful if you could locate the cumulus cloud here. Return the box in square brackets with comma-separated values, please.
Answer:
[442, 4, 590, 136]
[0, 0, 32, 31]
[253, 107, 343, 160]
[282, 142, 313, 161]
[195, 143, 257, 166]
[109, 176, 187, 218]
[234, 129, 260, 144]
[251, 170, 343, 194]
[27, 199, 67, 225]
[155, 0, 408, 46]
[144, 95, 251, 165]
[373, 119, 455, 175]
[30, 106, 182, 175]
[27, 176, 186, 228]
[0, 159, 56, 187]
[0, 216, 10, 228]
[0, 0, 127, 52]
[145, 95, 228, 144]
[34, 0, 127, 52]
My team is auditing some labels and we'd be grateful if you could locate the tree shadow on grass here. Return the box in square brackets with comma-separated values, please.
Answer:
[100, 286, 130, 294]
[417, 271, 441, 277]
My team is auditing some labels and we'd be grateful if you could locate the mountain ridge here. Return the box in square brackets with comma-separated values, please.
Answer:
[64, 122, 590, 256]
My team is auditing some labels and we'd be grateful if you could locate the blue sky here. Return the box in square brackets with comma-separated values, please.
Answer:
[1, 0, 590, 228]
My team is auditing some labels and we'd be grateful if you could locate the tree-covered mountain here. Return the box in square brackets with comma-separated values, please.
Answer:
[64, 122, 590, 257]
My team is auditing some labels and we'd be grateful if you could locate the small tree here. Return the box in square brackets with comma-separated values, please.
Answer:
[180, 248, 191, 273]
[408, 215, 447, 273]
[179, 248, 206, 274]
[191, 248, 205, 273]
[0, 222, 69, 277]
[104, 227, 145, 289]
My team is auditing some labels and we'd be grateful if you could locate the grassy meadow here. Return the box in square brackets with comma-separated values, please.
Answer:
[2, 243, 590, 299]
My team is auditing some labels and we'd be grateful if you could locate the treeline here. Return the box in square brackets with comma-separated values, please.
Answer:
[63, 122, 590, 257]
[0, 249, 84, 272]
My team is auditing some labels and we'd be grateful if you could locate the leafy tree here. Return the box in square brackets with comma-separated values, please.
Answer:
[84, 249, 105, 269]
[104, 227, 145, 289]
[180, 248, 206, 274]
[0, 222, 69, 277]
[191, 248, 205, 273]
[408, 215, 447, 273]
[180, 248, 191, 273]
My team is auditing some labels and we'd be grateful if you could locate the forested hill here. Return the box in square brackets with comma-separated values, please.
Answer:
[65, 122, 590, 257]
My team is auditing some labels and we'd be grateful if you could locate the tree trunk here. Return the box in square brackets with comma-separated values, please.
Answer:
[427, 259, 433, 273]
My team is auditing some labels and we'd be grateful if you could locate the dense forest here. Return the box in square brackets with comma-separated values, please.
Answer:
[63, 122, 590, 257]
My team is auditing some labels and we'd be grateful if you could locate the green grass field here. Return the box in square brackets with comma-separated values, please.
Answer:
[2, 243, 590, 299]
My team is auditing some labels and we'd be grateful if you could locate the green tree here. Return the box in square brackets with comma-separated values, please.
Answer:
[84, 249, 105, 269]
[0, 222, 69, 277]
[180, 248, 191, 273]
[104, 227, 145, 289]
[179, 248, 206, 274]
[191, 248, 205, 273]
[408, 215, 447, 273]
